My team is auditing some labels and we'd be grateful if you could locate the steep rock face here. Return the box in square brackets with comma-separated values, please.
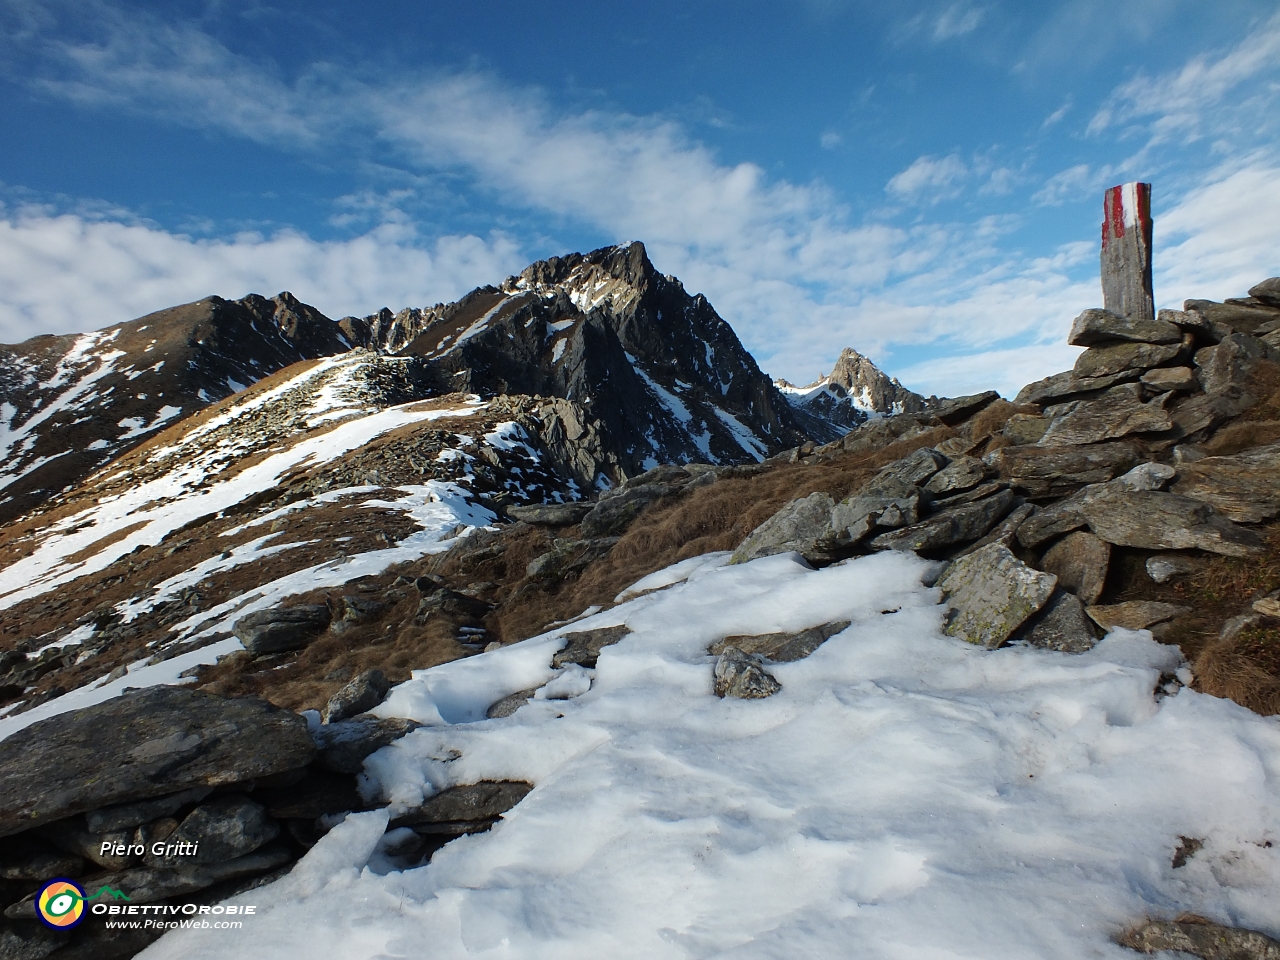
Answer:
[776, 347, 928, 435]
[0, 293, 352, 525]
[343, 242, 812, 476]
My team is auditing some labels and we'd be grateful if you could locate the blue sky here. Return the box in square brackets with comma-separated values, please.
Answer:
[1, 0, 1279, 398]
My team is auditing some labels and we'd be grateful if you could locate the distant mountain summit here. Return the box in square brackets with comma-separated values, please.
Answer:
[776, 346, 928, 434]
[342, 241, 812, 476]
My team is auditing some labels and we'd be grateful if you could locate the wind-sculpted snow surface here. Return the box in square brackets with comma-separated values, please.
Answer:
[142, 551, 1280, 960]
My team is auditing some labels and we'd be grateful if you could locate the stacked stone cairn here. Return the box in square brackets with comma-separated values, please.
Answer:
[729, 278, 1280, 673]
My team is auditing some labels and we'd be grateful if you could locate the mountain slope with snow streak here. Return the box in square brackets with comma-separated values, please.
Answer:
[0, 349, 610, 717]
[140, 550, 1280, 960]
[0, 292, 352, 526]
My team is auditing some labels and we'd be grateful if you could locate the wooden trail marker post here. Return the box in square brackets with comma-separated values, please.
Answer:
[1101, 182, 1154, 320]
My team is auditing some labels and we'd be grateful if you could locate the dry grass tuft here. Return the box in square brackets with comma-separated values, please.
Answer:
[968, 400, 1036, 444]
[1195, 626, 1280, 715]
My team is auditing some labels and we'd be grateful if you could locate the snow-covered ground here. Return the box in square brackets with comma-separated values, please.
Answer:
[140, 550, 1280, 960]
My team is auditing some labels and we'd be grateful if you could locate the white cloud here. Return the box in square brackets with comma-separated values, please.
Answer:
[820, 130, 842, 149]
[932, 3, 986, 41]
[1087, 10, 1280, 145]
[1155, 158, 1280, 307]
[1032, 163, 1098, 206]
[885, 154, 969, 201]
[0, 210, 523, 342]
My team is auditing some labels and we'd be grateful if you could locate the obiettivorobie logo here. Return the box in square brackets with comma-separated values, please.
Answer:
[36, 879, 130, 929]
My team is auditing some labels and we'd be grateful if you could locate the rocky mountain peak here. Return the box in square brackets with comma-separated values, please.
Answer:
[777, 346, 928, 434]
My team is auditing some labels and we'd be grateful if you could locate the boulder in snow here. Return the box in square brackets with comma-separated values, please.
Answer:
[713, 646, 782, 699]
[1117, 915, 1280, 958]
[936, 543, 1057, 649]
[324, 669, 391, 723]
[711, 620, 850, 663]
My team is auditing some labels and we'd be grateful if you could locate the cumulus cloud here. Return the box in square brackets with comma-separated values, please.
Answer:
[885, 155, 969, 201]
[1155, 159, 1280, 306]
[0, 210, 523, 342]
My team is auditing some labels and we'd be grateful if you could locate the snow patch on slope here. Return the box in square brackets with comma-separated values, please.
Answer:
[139, 549, 1280, 960]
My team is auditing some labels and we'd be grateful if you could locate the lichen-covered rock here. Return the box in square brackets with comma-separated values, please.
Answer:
[0, 687, 314, 838]
[936, 543, 1057, 649]
[1145, 554, 1197, 584]
[730, 492, 838, 565]
[713, 646, 782, 699]
[1039, 531, 1110, 606]
[1002, 413, 1051, 445]
[1118, 915, 1280, 959]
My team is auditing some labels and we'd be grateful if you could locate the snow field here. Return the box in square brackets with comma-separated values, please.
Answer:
[142, 550, 1280, 960]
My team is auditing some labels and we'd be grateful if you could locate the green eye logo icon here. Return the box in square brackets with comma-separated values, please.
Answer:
[37, 879, 86, 929]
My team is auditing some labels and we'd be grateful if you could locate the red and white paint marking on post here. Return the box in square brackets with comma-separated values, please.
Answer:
[1101, 182, 1154, 320]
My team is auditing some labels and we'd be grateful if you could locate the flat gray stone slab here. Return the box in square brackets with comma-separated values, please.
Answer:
[870, 489, 1016, 554]
[0, 687, 315, 838]
[711, 621, 851, 663]
[1073, 340, 1184, 379]
[937, 543, 1057, 649]
[1040, 384, 1173, 445]
[1171, 441, 1280, 523]
[507, 502, 594, 526]
[1081, 490, 1264, 557]
[1067, 308, 1182, 347]
[1085, 600, 1191, 631]
[992, 442, 1140, 499]
[390, 781, 533, 829]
